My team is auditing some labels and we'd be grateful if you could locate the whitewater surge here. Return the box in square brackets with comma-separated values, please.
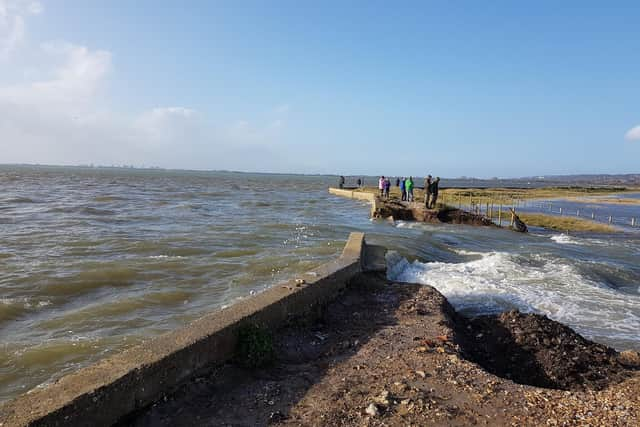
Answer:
[386, 250, 640, 350]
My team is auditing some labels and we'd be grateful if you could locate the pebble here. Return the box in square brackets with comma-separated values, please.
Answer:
[365, 403, 379, 417]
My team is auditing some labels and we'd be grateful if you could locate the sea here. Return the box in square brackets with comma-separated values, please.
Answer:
[1, 165, 639, 403]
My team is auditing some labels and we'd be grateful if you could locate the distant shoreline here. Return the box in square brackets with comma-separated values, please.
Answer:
[3, 163, 640, 185]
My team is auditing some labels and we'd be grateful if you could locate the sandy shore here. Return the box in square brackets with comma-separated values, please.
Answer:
[125, 273, 639, 426]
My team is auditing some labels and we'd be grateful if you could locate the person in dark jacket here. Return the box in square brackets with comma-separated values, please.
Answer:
[400, 178, 406, 201]
[424, 175, 432, 208]
[384, 177, 391, 198]
[339, 175, 345, 189]
[395, 177, 400, 187]
[428, 177, 440, 208]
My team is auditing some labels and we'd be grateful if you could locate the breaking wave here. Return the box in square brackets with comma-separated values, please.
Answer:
[386, 250, 640, 350]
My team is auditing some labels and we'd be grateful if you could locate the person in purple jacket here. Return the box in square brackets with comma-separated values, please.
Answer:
[384, 177, 391, 198]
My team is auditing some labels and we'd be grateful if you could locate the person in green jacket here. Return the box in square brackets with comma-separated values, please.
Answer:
[406, 176, 414, 202]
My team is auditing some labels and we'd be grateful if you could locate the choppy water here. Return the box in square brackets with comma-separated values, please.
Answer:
[1, 166, 640, 403]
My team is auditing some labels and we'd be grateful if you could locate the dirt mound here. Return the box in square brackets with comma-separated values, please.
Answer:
[459, 310, 633, 390]
[127, 277, 640, 426]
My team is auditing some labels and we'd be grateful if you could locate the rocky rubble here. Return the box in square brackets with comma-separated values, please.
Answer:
[128, 273, 640, 426]
[460, 310, 632, 390]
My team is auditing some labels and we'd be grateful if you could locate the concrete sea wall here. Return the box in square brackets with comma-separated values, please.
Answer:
[328, 188, 378, 217]
[0, 233, 368, 427]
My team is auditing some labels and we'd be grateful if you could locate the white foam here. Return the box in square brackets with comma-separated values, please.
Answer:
[148, 255, 185, 260]
[386, 250, 640, 344]
[452, 248, 484, 256]
[550, 234, 581, 245]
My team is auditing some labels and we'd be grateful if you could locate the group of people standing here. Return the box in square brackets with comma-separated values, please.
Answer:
[378, 176, 392, 198]
[376, 175, 440, 208]
[398, 177, 414, 201]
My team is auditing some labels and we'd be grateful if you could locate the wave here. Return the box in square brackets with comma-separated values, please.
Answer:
[386, 250, 640, 349]
[93, 196, 128, 203]
[36, 290, 192, 329]
[550, 234, 581, 245]
[43, 267, 139, 296]
[5, 196, 37, 204]
[0, 297, 51, 323]
[47, 206, 116, 216]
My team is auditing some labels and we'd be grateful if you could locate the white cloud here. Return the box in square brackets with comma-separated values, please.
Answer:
[0, 41, 112, 111]
[0, 3, 295, 172]
[0, 0, 42, 58]
[27, 1, 42, 15]
[274, 103, 290, 114]
[624, 125, 640, 141]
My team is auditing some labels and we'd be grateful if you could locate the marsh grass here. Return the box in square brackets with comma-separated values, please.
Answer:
[507, 213, 616, 233]
[235, 324, 275, 368]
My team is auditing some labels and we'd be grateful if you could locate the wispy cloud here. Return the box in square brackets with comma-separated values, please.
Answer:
[0, 3, 295, 171]
[274, 103, 290, 114]
[625, 125, 640, 141]
[0, 0, 42, 59]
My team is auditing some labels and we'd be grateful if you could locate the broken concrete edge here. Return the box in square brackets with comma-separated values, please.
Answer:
[328, 187, 379, 217]
[0, 232, 373, 427]
[329, 187, 512, 230]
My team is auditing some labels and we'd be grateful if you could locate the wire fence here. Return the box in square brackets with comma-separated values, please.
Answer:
[437, 194, 640, 229]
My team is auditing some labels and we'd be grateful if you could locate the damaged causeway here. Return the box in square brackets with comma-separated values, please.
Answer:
[329, 188, 496, 227]
[128, 271, 639, 426]
[2, 233, 639, 426]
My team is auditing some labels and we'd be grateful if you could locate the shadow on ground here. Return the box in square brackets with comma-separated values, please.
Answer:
[122, 272, 418, 426]
[454, 307, 634, 391]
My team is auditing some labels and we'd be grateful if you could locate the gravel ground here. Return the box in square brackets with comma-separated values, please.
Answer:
[125, 273, 640, 427]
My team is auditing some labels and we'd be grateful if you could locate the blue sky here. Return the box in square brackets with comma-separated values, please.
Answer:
[0, 1, 639, 177]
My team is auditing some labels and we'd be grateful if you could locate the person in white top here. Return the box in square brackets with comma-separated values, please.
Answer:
[378, 176, 385, 197]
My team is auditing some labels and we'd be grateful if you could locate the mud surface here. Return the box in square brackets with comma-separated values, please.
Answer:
[125, 274, 640, 426]
[459, 310, 631, 390]
[373, 199, 495, 227]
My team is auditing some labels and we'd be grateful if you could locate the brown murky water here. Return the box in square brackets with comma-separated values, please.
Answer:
[2, 165, 640, 403]
[0, 166, 373, 402]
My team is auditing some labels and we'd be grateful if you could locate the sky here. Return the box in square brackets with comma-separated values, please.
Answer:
[0, 0, 639, 178]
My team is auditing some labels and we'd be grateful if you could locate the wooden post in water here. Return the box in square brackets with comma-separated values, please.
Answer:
[609, 215, 613, 224]
[510, 207, 515, 227]
[498, 205, 502, 226]
[592, 212, 595, 219]
[632, 218, 636, 227]
[559, 207, 563, 216]
[576, 209, 580, 217]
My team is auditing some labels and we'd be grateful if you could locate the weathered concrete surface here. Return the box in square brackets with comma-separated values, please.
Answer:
[328, 188, 378, 217]
[362, 244, 387, 273]
[0, 233, 367, 427]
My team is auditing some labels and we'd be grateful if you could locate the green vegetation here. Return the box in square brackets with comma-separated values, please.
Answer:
[235, 324, 275, 368]
[355, 185, 633, 206]
[439, 186, 633, 205]
[513, 213, 617, 233]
